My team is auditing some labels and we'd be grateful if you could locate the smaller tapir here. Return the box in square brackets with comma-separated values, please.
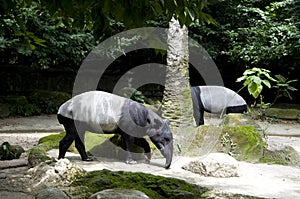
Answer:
[191, 86, 247, 126]
[57, 91, 173, 169]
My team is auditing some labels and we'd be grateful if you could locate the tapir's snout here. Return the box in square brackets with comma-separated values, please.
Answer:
[160, 140, 173, 169]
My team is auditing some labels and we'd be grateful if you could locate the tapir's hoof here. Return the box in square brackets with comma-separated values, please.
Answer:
[126, 159, 137, 164]
[82, 157, 93, 161]
[144, 155, 151, 164]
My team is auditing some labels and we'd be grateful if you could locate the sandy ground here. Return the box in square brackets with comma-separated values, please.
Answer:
[1, 114, 300, 198]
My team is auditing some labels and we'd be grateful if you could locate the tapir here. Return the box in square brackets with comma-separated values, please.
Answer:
[57, 91, 173, 169]
[191, 86, 247, 126]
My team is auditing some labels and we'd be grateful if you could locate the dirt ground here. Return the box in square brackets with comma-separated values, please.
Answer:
[1, 114, 300, 198]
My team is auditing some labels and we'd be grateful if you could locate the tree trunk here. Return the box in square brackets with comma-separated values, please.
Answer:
[162, 18, 195, 128]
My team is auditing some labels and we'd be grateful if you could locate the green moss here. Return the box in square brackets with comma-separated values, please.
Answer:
[71, 169, 209, 199]
[39, 132, 63, 150]
[71, 170, 262, 199]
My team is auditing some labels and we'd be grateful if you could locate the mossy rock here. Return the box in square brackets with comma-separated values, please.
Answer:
[186, 125, 267, 162]
[28, 132, 73, 167]
[71, 169, 210, 198]
[261, 146, 300, 167]
[71, 169, 261, 199]
[265, 108, 300, 120]
[0, 142, 25, 160]
[222, 113, 261, 130]
[27, 145, 55, 167]
[185, 125, 300, 166]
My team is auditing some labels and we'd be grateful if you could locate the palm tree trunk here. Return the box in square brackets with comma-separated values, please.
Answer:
[162, 18, 195, 128]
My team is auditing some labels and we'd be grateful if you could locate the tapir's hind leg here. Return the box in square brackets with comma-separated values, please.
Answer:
[73, 121, 92, 161]
[58, 119, 77, 160]
[74, 136, 92, 161]
[58, 117, 92, 161]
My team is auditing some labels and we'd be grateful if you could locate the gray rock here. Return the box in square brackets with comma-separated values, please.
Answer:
[89, 189, 150, 199]
[36, 187, 69, 199]
[0, 191, 34, 199]
[182, 153, 240, 178]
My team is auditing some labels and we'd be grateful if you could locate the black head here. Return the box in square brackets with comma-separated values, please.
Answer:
[148, 119, 173, 169]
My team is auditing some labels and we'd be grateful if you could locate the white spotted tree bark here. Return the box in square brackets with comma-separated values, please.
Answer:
[162, 18, 195, 128]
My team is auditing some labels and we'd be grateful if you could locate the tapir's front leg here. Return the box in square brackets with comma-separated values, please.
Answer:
[122, 133, 137, 164]
[134, 138, 151, 163]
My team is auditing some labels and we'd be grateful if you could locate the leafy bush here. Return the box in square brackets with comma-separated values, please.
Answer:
[0, 1, 95, 69]
[28, 90, 71, 114]
[236, 67, 277, 99]
[0, 95, 41, 116]
[190, 0, 300, 77]
[9, 103, 41, 116]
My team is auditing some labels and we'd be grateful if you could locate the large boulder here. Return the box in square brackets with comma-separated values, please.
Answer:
[186, 125, 266, 162]
[28, 159, 83, 192]
[89, 189, 150, 199]
[222, 113, 261, 130]
[182, 153, 240, 177]
[265, 108, 300, 120]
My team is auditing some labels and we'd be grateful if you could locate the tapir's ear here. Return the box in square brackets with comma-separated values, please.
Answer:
[165, 119, 170, 125]
[156, 106, 162, 116]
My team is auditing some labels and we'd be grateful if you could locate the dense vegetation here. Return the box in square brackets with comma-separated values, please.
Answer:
[0, 0, 299, 116]
[0, 1, 95, 69]
[190, 0, 300, 86]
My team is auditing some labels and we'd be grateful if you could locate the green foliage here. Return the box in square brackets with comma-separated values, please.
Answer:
[222, 0, 299, 69]
[118, 87, 146, 104]
[272, 74, 298, 103]
[38, 0, 215, 38]
[0, 95, 41, 116]
[0, 0, 95, 69]
[9, 103, 41, 116]
[28, 90, 71, 114]
[236, 67, 277, 99]
[190, 0, 300, 77]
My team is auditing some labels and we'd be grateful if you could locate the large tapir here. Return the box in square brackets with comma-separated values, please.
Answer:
[191, 86, 247, 126]
[57, 91, 173, 169]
